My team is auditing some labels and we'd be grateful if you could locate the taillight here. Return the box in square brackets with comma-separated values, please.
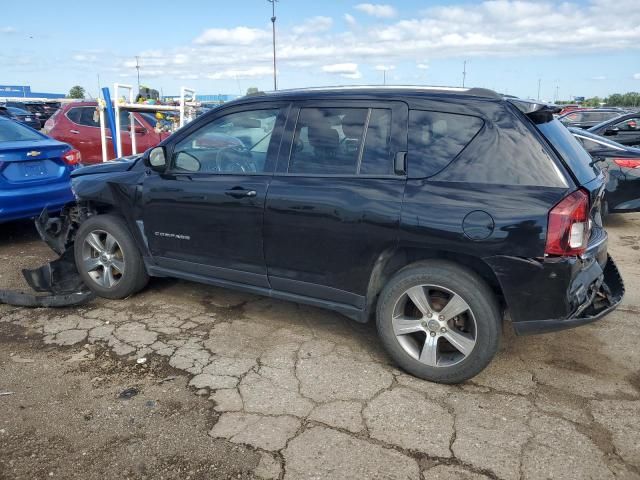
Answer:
[545, 189, 590, 257]
[613, 158, 640, 169]
[62, 148, 81, 166]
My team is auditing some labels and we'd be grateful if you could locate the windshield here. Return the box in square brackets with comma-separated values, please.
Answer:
[536, 119, 598, 185]
[8, 107, 30, 115]
[0, 118, 44, 141]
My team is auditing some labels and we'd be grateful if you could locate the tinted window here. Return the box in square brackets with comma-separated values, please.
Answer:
[172, 108, 280, 174]
[537, 119, 597, 185]
[0, 118, 43, 141]
[360, 109, 393, 175]
[408, 110, 483, 178]
[289, 107, 366, 175]
[562, 112, 582, 123]
[67, 107, 100, 127]
[574, 136, 601, 152]
[616, 117, 640, 131]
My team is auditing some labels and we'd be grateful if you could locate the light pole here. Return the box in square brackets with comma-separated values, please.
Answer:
[537, 78, 541, 101]
[462, 60, 467, 88]
[268, 0, 278, 90]
[135, 56, 141, 93]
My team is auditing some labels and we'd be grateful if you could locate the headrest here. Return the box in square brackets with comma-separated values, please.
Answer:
[308, 126, 339, 150]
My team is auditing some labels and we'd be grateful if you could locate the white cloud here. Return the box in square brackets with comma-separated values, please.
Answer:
[322, 63, 362, 79]
[293, 16, 333, 35]
[344, 14, 357, 26]
[207, 66, 273, 80]
[1, 26, 16, 34]
[341, 72, 363, 79]
[194, 27, 269, 46]
[77, 0, 640, 91]
[375, 64, 395, 71]
[634, 73, 640, 80]
[72, 54, 97, 62]
[591, 75, 607, 80]
[322, 63, 359, 74]
[355, 3, 397, 18]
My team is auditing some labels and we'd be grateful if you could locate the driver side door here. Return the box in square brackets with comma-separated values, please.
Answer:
[141, 103, 289, 288]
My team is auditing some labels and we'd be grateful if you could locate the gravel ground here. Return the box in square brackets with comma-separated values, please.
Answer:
[1, 215, 639, 480]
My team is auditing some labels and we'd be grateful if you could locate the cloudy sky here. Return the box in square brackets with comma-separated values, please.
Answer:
[1, 0, 639, 100]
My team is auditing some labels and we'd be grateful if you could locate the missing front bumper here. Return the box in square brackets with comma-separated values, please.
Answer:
[0, 209, 95, 308]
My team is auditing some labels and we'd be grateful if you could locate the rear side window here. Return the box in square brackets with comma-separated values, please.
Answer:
[67, 107, 100, 127]
[536, 119, 598, 185]
[408, 110, 483, 178]
[288, 107, 394, 175]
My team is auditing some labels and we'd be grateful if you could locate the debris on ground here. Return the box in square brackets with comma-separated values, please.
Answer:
[117, 387, 139, 400]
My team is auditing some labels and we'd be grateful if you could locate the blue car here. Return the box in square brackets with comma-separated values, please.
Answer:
[0, 117, 79, 223]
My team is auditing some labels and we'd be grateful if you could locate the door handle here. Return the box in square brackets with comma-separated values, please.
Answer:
[70, 129, 80, 134]
[225, 188, 257, 199]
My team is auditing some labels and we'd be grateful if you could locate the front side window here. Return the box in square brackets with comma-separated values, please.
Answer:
[288, 107, 393, 175]
[616, 117, 640, 131]
[171, 108, 280, 174]
[408, 110, 484, 178]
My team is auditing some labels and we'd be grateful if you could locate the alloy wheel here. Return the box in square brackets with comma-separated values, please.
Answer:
[391, 284, 477, 367]
[81, 229, 125, 288]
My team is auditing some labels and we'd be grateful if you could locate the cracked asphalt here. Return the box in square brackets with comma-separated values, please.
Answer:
[1, 214, 640, 480]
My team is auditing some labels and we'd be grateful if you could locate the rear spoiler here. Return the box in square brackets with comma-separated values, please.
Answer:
[507, 98, 561, 124]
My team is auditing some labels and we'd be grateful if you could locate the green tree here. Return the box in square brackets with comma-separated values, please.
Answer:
[246, 87, 259, 95]
[68, 85, 86, 99]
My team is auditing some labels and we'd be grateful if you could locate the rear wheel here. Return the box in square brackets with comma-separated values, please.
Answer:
[74, 214, 149, 299]
[376, 260, 501, 383]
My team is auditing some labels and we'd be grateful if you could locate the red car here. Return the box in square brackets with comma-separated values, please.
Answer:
[44, 101, 171, 164]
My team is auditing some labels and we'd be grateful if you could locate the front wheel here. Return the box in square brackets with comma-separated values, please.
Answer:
[74, 214, 149, 299]
[376, 260, 501, 383]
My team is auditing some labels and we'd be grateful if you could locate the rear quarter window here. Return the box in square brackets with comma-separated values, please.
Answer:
[408, 110, 484, 178]
[536, 119, 598, 185]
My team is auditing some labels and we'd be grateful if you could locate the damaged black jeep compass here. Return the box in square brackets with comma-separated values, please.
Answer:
[24, 87, 625, 383]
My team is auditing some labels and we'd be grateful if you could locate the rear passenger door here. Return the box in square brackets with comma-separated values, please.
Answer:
[263, 100, 408, 308]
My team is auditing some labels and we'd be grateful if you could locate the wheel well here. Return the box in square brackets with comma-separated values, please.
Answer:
[365, 248, 505, 320]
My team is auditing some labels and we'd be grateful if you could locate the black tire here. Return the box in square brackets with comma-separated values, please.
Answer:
[376, 260, 501, 384]
[74, 214, 149, 299]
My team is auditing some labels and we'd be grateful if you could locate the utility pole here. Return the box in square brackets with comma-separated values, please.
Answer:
[462, 60, 467, 88]
[537, 78, 541, 101]
[268, 0, 278, 90]
[135, 56, 141, 93]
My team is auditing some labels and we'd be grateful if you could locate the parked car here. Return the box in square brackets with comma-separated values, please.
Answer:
[44, 101, 172, 164]
[35, 87, 623, 383]
[570, 127, 640, 213]
[0, 116, 79, 223]
[558, 104, 583, 115]
[587, 112, 640, 147]
[0, 106, 13, 119]
[558, 108, 627, 129]
[6, 106, 42, 130]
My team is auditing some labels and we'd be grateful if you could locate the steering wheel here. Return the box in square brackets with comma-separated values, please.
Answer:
[215, 146, 257, 173]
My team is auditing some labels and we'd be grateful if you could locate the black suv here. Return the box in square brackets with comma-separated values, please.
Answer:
[34, 87, 624, 383]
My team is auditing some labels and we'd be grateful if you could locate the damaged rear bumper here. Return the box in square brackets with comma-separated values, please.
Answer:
[511, 256, 624, 335]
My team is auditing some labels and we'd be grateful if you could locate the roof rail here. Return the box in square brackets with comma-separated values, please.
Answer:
[258, 85, 501, 99]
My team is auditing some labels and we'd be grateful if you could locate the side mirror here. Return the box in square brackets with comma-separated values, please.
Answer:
[604, 127, 619, 136]
[144, 146, 167, 172]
